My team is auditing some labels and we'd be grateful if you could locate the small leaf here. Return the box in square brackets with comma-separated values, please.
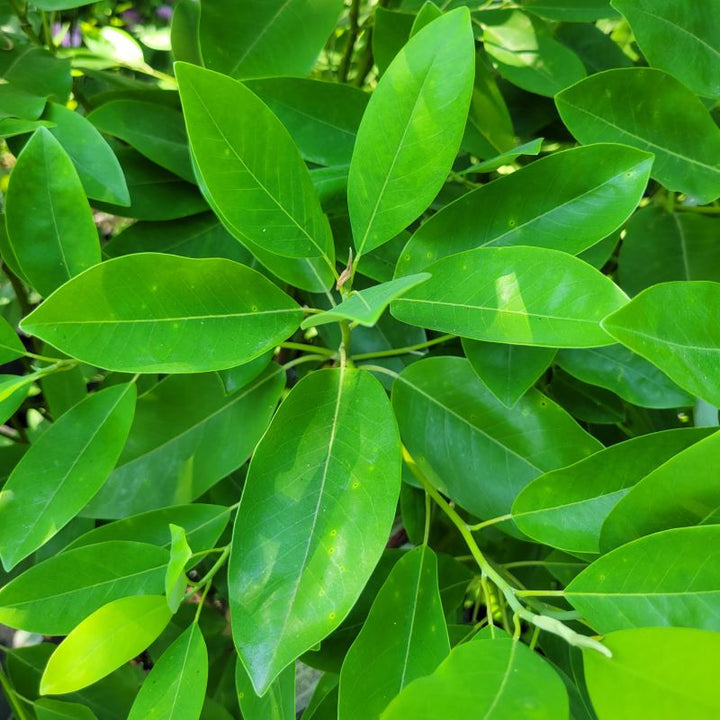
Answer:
[0, 317, 25, 365]
[34, 698, 98, 720]
[40, 595, 172, 696]
[165, 525, 192, 613]
[236, 659, 295, 720]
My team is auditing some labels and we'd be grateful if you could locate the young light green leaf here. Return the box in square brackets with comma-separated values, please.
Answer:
[229, 367, 402, 694]
[601, 281, 720, 406]
[339, 546, 450, 720]
[612, 0, 720, 98]
[556, 68, 720, 203]
[0, 317, 25, 365]
[392, 247, 628, 348]
[20, 254, 302, 374]
[236, 659, 295, 720]
[566, 526, 720, 632]
[40, 595, 172, 696]
[34, 698, 98, 720]
[302, 274, 430, 330]
[512, 428, 712, 553]
[0, 541, 169, 635]
[127, 624, 208, 720]
[348, 9, 474, 258]
[583, 627, 720, 720]
[600, 430, 720, 551]
[382, 638, 569, 719]
[396, 144, 653, 275]
[393, 357, 601, 524]
[165, 524, 192, 613]
[5, 127, 100, 296]
[0, 383, 136, 570]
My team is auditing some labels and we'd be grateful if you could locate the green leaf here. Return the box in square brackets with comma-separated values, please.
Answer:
[372, 8, 415, 77]
[229, 367, 402, 693]
[34, 698, 98, 720]
[556, 23, 633, 73]
[84, 368, 284, 517]
[217, 353, 272, 395]
[483, 11, 586, 97]
[0, 117, 54, 138]
[601, 281, 720, 406]
[0, 316, 25, 365]
[339, 546, 450, 719]
[600, 430, 720, 551]
[462, 137, 543, 173]
[395, 144, 653, 275]
[612, 0, 720, 98]
[3, 48, 71, 104]
[556, 68, 720, 203]
[40, 595, 172, 696]
[556, 344, 693, 409]
[0, 541, 169, 634]
[171, 0, 201, 65]
[0, 383, 136, 570]
[583, 627, 720, 720]
[43, 102, 130, 205]
[198, 0, 343, 79]
[0, 374, 34, 423]
[565, 526, 720, 632]
[236, 660, 295, 720]
[520, 0, 618, 21]
[20, 254, 302, 374]
[0, 84, 46, 121]
[382, 638, 569, 719]
[127, 624, 208, 720]
[392, 357, 601, 523]
[462, 339, 556, 408]
[348, 9, 474, 257]
[548, 368, 626, 425]
[410, 2, 442, 35]
[392, 247, 628, 348]
[165, 524, 192, 613]
[5, 127, 100, 296]
[33, 0, 92, 9]
[88, 100, 194, 182]
[302, 274, 430, 330]
[512, 428, 712, 553]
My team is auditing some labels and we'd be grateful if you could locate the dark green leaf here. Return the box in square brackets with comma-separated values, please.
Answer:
[236, 660, 295, 720]
[520, 0, 618, 21]
[0, 317, 24, 365]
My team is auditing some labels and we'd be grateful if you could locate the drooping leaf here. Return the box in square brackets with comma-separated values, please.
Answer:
[20, 254, 302, 374]
[601, 281, 720, 406]
[0, 383, 136, 570]
[229, 367, 402, 693]
[556, 68, 720, 203]
[339, 546, 449, 719]
[5, 127, 100, 296]
[236, 659, 295, 720]
[565, 526, 720, 632]
[392, 247, 628, 348]
[165, 524, 192, 613]
[40, 595, 172, 695]
[348, 9, 475, 257]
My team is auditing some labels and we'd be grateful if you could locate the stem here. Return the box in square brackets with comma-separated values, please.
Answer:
[0, 662, 30, 720]
[516, 589, 565, 598]
[41, 10, 54, 51]
[193, 581, 212, 623]
[339, 321, 354, 368]
[502, 560, 586, 570]
[338, 0, 361, 83]
[352, 334, 456, 361]
[467, 513, 513, 531]
[279, 342, 335, 358]
[189, 545, 230, 591]
[280, 354, 331, 372]
[357, 364, 399, 380]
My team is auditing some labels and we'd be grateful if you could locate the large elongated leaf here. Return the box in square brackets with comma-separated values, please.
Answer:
[5, 127, 100, 296]
[40, 595, 172, 695]
[512, 429, 712, 554]
[339, 547, 449, 720]
[127, 624, 208, 720]
[382, 638, 568, 719]
[392, 357, 601, 523]
[348, 9, 474, 257]
[20, 254, 302, 374]
[565, 526, 720, 632]
[84, 368, 284, 517]
[0, 541, 169, 635]
[556, 68, 720, 203]
[612, 0, 720, 98]
[229, 367, 402, 694]
[0, 383, 136, 570]
[396, 144, 652, 275]
[601, 281, 720, 406]
[236, 660, 295, 720]
[392, 247, 628, 347]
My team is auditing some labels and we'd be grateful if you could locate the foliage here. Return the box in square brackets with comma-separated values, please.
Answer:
[0, 0, 719, 718]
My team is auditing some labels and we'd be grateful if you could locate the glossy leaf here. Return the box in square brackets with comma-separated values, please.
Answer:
[601, 281, 720, 406]
[392, 357, 601, 522]
[396, 144, 653, 275]
[5, 127, 100, 296]
[382, 638, 569, 719]
[20, 254, 302, 374]
[0, 84, 46, 121]
[512, 428, 711, 553]
[556, 68, 720, 203]
[0, 383, 136, 570]
[40, 595, 173, 695]
[339, 546, 449, 720]
[0, 541, 169, 635]
[566, 526, 720, 632]
[165, 524, 192, 612]
[0, 317, 25, 365]
[127, 624, 208, 720]
[520, 0, 618, 21]
[34, 699, 98, 720]
[236, 660, 295, 720]
[229, 367, 402, 693]
[392, 247, 628, 348]
[348, 9, 474, 257]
